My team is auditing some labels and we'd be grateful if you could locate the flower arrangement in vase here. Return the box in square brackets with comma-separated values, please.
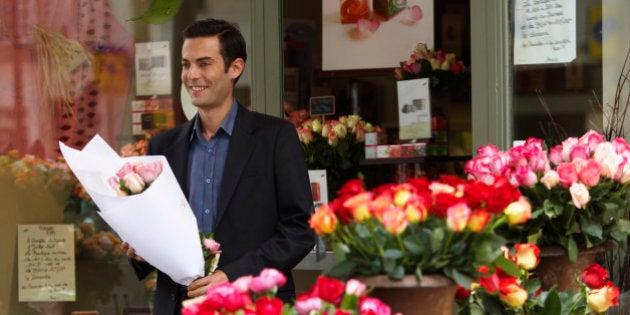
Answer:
[394, 43, 468, 96]
[465, 130, 630, 263]
[296, 115, 381, 195]
[181, 267, 395, 315]
[309, 176, 532, 285]
[456, 243, 621, 314]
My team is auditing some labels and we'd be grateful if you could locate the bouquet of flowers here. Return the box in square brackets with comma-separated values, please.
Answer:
[60, 134, 205, 285]
[0, 149, 77, 196]
[309, 176, 532, 285]
[182, 268, 395, 315]
[465, 130, 630, 262]
[296, 115, 380, 194]
[200, 233, 221, 276]
[394, 43, 468, 93]
[457, 243, 620, 314]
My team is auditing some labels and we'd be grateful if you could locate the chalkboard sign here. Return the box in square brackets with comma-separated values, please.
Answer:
[309, 96, 335, 116]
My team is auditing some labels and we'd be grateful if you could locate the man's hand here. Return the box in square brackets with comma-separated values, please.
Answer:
[122, 241, 145, 262]
[187, 270, 228, 298]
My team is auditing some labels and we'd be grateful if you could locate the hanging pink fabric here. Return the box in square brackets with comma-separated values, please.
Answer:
[0, 0, 134, 159]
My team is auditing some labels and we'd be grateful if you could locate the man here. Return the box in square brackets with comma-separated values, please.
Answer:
[124, 18, 315, 315]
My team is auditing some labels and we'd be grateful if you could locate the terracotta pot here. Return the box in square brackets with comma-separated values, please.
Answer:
[357, 274, 457, 315]
[535, 243, 614, 291]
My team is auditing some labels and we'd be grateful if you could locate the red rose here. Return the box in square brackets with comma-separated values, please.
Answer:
[310, 275, 346, 305]
[455, 285, 471, 300]
[581, 263, 610, 289]
[337, 178, 366, 198]
[255, 296, 284, 315]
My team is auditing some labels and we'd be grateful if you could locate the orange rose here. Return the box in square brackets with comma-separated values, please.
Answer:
[513, 243, 540, 271]
[380, 207, 408, 235]
[587, 281, 619, 313]
[468, 209, 491, 232]
[503, 197, 531, 224]
[498, 278, 528, 308]
[309, 204, 338, 235]
[446, 202, 471, 232]
[343, 192, 373, 222]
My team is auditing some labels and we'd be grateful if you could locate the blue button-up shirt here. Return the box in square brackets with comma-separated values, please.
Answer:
[188, 101, 237, 233]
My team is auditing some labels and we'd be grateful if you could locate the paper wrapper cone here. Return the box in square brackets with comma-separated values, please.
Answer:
[60, 135, 204, 285]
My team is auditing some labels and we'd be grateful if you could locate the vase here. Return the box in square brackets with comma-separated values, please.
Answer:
[357, 274, 457, 315]
[535, 243, 614, 291]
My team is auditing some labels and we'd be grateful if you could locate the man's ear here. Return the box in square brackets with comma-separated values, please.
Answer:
[229, 58, 245, 80]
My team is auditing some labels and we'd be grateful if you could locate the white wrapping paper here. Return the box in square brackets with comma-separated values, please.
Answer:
[59, 135, 204, 285]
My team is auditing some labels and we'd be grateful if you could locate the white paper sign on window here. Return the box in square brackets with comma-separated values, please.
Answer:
[18, 224, 76, 302]
[397, 78, 431, 140]
[513, 0, 576, 65]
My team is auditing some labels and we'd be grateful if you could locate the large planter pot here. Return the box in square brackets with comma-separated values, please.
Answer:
[357, 274, 457, 315]
[535, 244, 613, 291]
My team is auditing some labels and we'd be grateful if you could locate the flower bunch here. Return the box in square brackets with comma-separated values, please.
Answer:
[108, 161, 163, 196]
[74, 221, 124, 261]
[296, 115, 380, 191]
[309, 176, 532, 285]
[0, 149, 77, 194]
[465, 130, 630, 262]
[119, 137, 149, 157]
[394, 43, 467, 91]
[200, 233, 221, 276]
[182, 268, 394, 315]
[457, 243, 620, 314]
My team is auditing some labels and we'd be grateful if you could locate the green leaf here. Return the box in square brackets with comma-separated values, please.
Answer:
[332, 242, 349, 261]
[567, 238, 578, 263]
[495, 255, 520, 277]
[383, 249, 403, 260]
[403, 236, 423, 255]
[128, 0, 184, 24]
[542, 290, 561, 315]
[450, 268, 471, 288]
[388, 264, 405, 279]
[325, 260, 356, 278]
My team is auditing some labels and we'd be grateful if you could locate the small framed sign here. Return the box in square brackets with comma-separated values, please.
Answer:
[309, 96, 335, 116]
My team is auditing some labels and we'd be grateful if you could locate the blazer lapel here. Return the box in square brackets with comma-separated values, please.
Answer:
[216, 106, 257, 224]
[163, 119, 194, 196]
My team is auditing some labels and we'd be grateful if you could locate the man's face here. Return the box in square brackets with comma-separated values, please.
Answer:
[181, 36, 241, 110]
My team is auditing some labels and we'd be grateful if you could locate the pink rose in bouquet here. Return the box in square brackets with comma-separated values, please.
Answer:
[108, 161, 163, 196]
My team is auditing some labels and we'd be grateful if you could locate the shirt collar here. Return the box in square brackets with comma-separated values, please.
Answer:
[190, 100, 238, 142]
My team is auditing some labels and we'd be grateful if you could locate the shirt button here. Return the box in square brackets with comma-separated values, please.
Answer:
[205, 178, 211, 184]
[204, 209, 210, 214]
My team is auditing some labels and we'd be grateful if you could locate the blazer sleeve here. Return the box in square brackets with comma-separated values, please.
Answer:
[219, 121, 315, 280]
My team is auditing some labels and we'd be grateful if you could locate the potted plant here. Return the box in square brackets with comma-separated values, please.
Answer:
[308, 175, 532, 315]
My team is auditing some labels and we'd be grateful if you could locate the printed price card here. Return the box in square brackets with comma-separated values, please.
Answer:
[18, 224, 76, 302]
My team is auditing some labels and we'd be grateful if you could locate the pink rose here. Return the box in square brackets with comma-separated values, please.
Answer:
[579, 130, 604, 152]
[561, 137, 579, 162]
[549, 145, 563, 165]
[108, 177, 127, 196]
[203, 237, 221, 254]
[380, 207, 409, 235]
[612, 137, 630, 154]
[359, 297, 391, 315]
[232, 275, 253, 293]
[569, 183, 590, 209]
[294, 296, 322, 315]
[115, 162, 135, 178]
[204, 282, 251, 312]
[577, 159, 602, 187]
[123, 172, 146, 194]
[556, 162, 578, 188]
[446, 202, 471, 232]
[569, 144, 590, 161]
[476, 143, 500, 156]
[134, 161, 163, 184]
[345, 279, 367, 297]
[248, 268, 287, 294]
[513, 165, 538, 187]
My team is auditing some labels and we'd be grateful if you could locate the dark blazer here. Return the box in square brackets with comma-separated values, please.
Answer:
[131, 105, 315, 315]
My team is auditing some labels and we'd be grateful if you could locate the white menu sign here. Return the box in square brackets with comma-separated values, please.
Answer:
[514, 0, 576, 65]
[397, 78, 431, 140]
[18, 225, 76, 302]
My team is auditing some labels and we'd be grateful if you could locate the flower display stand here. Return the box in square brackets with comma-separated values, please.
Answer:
[535, 244, 613, 291]
[357, 274, 457, 315]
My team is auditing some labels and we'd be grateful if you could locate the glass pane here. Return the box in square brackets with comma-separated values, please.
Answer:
[511, 0, 604, 145]
[283, 0, 472, 191]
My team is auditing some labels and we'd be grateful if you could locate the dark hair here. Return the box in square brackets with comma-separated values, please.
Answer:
[183, 18, 247, 82]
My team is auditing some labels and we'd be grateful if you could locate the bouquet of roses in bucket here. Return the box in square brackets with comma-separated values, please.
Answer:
[309, 176, 532, 286]
[465, 130, 630, 263]
[456, 243, 620, 314]
[60, 134, 204, 285]
[181, 268, 395, 315]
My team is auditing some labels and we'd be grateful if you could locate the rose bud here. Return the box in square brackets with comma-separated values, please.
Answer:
[513, 243, 540, 271]
[498, 278, 528, 308]
[587, 281, 620, 313]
